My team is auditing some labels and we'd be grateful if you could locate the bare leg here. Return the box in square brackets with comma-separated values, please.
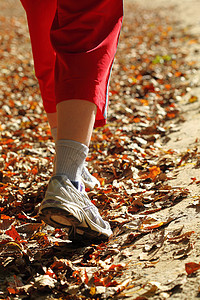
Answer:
[57, 100, 97, 147]
[48, 102, 100, 188]
[47, 112, 57, 130]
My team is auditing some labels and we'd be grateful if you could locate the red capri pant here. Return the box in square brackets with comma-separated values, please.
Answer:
[20, 0, 123, 127]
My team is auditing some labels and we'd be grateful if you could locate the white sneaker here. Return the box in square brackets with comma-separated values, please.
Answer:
[53, 158, 100, 190]
[81, 165, 100, 189]
[39, 175, 112, 241]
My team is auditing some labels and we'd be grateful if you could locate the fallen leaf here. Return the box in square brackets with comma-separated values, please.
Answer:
[188, 96, 198, 103]
[34, 275, 56, 289]
[167, 231, 194, 243]
[5, 225, 22, 242]
[173, 242, 194, 259]
[185, 262, 200, 275]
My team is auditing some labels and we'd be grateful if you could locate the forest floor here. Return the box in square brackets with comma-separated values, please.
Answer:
[0, 0, 200, 299]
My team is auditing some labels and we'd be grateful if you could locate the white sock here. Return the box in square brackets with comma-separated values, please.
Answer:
[55, 139, 88, 182]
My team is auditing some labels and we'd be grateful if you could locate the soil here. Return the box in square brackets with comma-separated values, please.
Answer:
[122, 1, 200, 299]
[123, 1, 200, 299]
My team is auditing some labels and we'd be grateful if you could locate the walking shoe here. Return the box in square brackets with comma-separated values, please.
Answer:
[53, 157, 100, 190]
[39, 175, 112, 241]
[81, 164, 100, 189]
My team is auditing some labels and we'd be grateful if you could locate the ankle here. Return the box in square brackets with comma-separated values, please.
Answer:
[55, 139, 88, 182]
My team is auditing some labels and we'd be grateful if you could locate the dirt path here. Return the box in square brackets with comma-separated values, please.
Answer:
[122, 1, 200, 299]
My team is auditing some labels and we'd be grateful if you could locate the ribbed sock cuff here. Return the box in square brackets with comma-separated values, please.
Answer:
[55, 139, 88, 182]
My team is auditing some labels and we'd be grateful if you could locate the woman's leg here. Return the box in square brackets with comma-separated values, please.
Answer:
[38, 0, 123, 240]
[52, 0, 123, 185]
[20, 0, 101, 190]
[57, 100, 96, 147]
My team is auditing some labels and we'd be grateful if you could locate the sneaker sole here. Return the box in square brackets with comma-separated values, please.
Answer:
[39, 199, 112, 240]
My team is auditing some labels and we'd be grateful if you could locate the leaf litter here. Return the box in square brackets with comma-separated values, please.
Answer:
[0, 1, 200, 299]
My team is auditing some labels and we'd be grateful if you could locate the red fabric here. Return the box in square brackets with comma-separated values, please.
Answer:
[20, 0, 57, 113]
[20, 0, 123, 127]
